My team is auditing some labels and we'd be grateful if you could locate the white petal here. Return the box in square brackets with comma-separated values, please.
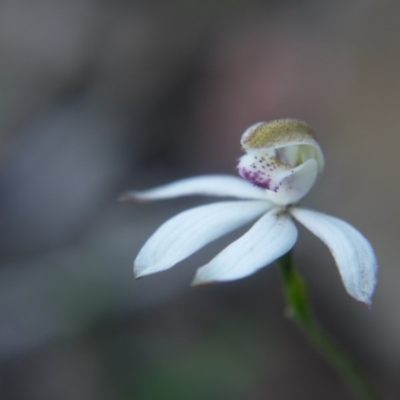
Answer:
[192, 209, 297, 285]
[121, 175, 269, 201]
[264, 158, 319, 205]
[134, 201, 272, 278]
[290, 207, 377, 305]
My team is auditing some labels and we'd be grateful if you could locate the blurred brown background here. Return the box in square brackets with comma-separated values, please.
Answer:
[0, 1, 399, 399]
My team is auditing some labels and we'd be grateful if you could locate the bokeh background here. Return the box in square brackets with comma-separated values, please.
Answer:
[0, 1, 399, 399]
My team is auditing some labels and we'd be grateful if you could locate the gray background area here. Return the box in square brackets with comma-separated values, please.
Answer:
[0, 1, 399, 399]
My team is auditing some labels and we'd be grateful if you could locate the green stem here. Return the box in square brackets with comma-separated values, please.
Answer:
[277, 251, 380, 400]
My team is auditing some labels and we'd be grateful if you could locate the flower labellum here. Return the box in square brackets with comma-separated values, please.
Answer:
[124, 119, 377, 306]
[237, 120, 324, 205]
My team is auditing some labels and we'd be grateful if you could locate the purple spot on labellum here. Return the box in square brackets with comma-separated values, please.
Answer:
[239, 167, 274, 190]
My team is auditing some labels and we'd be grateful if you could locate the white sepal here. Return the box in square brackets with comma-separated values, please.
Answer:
[192, 209, 298, 285]
[290, 207, 377, 306]
[134, 200, 272, 278]
[122, 175, 269, 202]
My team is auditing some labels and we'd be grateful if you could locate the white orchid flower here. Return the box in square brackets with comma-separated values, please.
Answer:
[125, 119, 377, 306]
